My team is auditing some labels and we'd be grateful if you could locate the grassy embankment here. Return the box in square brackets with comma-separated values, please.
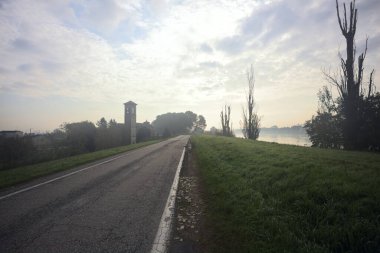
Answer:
[192, 135, 380, 253]
[0, 140, 160, 189]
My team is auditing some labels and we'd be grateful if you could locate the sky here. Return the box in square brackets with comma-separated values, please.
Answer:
[0, 0, 379, 133]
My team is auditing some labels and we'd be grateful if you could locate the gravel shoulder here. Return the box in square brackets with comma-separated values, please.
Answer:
[169, 141, 210, 253]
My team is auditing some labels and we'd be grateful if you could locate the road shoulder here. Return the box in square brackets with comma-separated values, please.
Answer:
[169, 142, 210, 253]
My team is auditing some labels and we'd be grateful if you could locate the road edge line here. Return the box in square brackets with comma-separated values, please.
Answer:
[150, 146, 186, 253]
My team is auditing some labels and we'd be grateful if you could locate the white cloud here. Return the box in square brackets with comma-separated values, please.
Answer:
[0, 0, 379, 131]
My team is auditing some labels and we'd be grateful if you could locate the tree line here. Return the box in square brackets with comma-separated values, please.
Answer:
[152, 111, 206, 137]
[0, 111, 206, 170]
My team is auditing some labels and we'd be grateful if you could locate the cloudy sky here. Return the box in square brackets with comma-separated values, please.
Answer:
[0, 0, 379, 132]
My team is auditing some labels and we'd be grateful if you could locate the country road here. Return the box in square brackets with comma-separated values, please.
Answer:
[0, 135, 189, 253]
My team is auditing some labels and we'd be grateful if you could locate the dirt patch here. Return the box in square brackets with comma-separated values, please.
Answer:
[169, 142, 209, 253]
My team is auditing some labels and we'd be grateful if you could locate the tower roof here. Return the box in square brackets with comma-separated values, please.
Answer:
[124, 101, 137, 106]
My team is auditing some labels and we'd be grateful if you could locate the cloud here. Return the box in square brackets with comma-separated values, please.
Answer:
[0, 1, 123, 99]
[199, 61, 222, 68]
[17, 63, 33, 72]
[217, 36, 246, 55]
[0, 1, 4, 9]
[60, 0, 173, 44]
[369, 34, 380, 52]
[214, 0, 376, 83]
[72, 1, 133, 32]
[0, 67, 9, 73]
[0, 0, 379, 131]
[11, 38, 38, 52]
[0, 81, 35, 93]
[216, 0, 336, 55]
[199, 43, 213, 53]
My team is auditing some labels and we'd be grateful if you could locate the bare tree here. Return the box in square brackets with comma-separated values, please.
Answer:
[221, 105, 233, 136]
[242, 65, 260, 140]
[323, 0, 375, 149]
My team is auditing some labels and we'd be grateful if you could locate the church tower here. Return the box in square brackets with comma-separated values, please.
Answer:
[124, 101, 137, 144]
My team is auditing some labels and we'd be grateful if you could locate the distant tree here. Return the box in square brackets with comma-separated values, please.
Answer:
[152, 111, 202, 136]
[185, 111, 197, 130]
[50, 128, 66, 139]
[356, 93, 380, 149]
[109, 123, 128, 147]
[242, 65, 260, 140]
[63, 121, 96, 154]
[96, 117, 108, 129]
[46, 129, 69, 158]
[221, 105, 233, 137]
[305, 86, 343, 148]
[136, 121, 154, 142]
[106, 119, 127, 147]
[193, 115, 207, 133]
[305, 115, 342, 148]
[95, 117, 110, 149]
[0, 135, 35, 169]
[108, 119, 117, 127]
[162, 128, 171, 138]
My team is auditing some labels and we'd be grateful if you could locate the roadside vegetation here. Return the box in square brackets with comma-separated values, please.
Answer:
[0, 140, 160, 189]
[192, 135, 380, 253]
[0, 111, 206, 171]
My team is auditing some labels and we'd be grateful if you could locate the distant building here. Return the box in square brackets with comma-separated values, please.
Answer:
[209, 127, 218, 135]
[0, 131, 23, 138]
[124, 101, 137, 144]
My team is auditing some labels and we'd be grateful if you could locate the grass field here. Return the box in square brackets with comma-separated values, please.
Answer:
[0, 140, 160, 189]
[192, 135, 380, 253]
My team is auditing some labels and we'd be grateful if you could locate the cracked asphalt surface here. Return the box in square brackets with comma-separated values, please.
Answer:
[0, 135, 189, 253]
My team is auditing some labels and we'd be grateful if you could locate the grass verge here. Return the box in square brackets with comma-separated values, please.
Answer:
[192, 135, 380, 253]
[0, 140, 161, 189]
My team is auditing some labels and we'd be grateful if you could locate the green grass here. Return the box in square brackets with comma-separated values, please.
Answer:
[0, 140, 161, 189]
[192, 135, 380, 253]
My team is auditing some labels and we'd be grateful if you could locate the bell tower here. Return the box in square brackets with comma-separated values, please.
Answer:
[124, 101, 137, 144]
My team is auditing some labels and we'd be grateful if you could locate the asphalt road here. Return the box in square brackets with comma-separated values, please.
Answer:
[0, 135, 189, 253]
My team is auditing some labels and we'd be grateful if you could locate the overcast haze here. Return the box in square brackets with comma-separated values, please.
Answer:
[0, 0, 379, 133]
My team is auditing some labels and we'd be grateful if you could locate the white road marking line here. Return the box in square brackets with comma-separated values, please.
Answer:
[0, 144, 156, 201]
[151, 147, 186, 253]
